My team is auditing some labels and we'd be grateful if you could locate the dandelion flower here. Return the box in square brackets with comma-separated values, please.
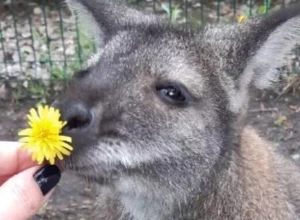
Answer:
[18, 105, 72, 165]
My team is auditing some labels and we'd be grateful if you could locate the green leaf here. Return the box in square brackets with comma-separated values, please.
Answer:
[161, 3, 170, 15]
[258, 5, 267, 14]
[274, 115, 287, 126]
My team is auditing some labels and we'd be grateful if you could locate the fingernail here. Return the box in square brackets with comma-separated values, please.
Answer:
[33, 165, 61, 196]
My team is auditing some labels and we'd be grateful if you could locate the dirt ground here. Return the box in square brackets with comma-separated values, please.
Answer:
[0, 90, 299, 219]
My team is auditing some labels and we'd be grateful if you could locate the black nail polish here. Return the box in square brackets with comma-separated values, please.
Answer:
[33, 165, 61, 196]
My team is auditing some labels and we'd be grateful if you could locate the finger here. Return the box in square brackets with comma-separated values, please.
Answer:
[0, 165, 61, 220]
[0, 142, 37, 178]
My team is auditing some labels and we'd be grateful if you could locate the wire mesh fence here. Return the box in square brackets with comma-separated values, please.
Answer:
[0, 0, 299, 103]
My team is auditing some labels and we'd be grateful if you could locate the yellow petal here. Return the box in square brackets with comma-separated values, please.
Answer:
[31, 152, 37, 161]
[49, 157, 55, 165]
[57, 152, 63, 160]
[37, 153, 44, 164]
[29, 108, 39, 120]
[59, 141, 73, 150]
[59, 135, 72, 143]
[18, 129, 33, 136]
[18, 137, 33, 143]
[37, 105, 45, 119]
[58, 146, 71, 156]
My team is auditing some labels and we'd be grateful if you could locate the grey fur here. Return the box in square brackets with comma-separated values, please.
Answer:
[54, 1, 300, 219]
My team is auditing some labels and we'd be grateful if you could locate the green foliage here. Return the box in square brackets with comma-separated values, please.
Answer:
[77, 29, 96, 60]
[258, 0, 272, 14]
[161, 3, 183, 24]
[27, 80, 49, 104]
[274, 114, 287, 126]
[238, 0, 273, 21]
[11, 82, 27, 102]
[2, 0, 300, 104]
[7, 16, 96, 104]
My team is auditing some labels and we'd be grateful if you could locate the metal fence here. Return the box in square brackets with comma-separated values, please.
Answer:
[0, 0, 299, 103]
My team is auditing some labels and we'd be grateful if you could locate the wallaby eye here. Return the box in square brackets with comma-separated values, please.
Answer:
[159, 85, 185, 101]
[156, 82, 190, 106]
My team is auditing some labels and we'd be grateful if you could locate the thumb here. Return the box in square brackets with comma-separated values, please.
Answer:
[0, 165, 61, 220]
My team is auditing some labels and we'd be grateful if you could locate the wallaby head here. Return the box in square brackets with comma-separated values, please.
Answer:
[54, 0, 300, 219]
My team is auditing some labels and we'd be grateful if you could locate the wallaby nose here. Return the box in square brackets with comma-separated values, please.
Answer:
[52, 101, 92, 131]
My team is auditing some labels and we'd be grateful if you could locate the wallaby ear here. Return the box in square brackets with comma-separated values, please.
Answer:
[244, 4, 300, 90]
[222, 3, 300, 114]
[66, 0, 157, 48]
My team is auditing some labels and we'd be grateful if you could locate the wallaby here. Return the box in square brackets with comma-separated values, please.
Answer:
[53, 0, 300, 219]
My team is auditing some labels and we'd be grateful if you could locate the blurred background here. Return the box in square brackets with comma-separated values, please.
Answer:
[0, 0, 300, 219]
[0, 0, 300, 103]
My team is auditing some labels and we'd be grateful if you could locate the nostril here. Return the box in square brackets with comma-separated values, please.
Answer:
[58, 103, 93, 131]
[65, 113, 92, 131]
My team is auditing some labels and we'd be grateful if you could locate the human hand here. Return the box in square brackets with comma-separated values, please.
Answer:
[0, 141, 61, 220]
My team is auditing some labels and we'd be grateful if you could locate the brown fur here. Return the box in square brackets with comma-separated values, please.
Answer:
[236, 127, 297, 219]
[183, 127, 300, 220]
